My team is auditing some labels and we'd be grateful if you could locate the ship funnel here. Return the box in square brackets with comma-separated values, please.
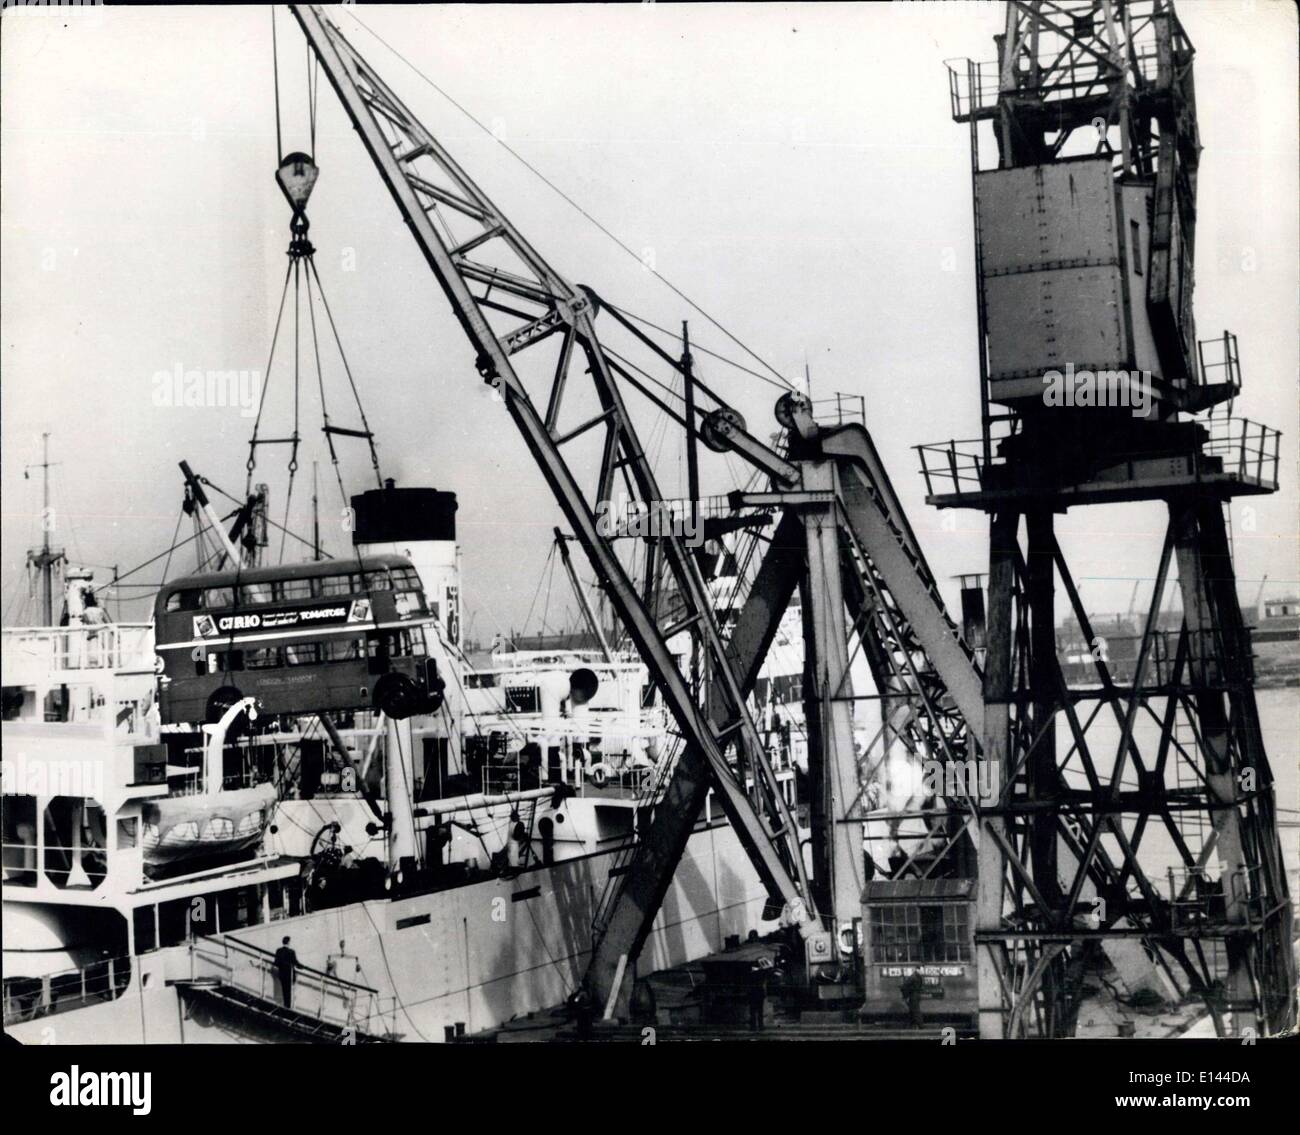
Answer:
[351, 481, 461, 645]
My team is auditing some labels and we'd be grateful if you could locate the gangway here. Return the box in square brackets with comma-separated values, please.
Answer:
[181, 934, 396, 1043]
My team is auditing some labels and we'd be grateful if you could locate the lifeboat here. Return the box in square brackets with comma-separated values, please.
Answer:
[141, 784, 278, 867]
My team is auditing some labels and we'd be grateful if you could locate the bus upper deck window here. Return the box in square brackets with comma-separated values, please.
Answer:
[205, 587, 235, 608]
[364, 570, 392, 591]
[395, 590, 425, 617]
[275, 578, 314, 602]
[321, 573, 356, 597]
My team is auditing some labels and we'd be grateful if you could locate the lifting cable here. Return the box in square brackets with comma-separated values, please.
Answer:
[607, 301, 792, 393]
[253, 15, 384, 569]
[271, 7, 283, 161]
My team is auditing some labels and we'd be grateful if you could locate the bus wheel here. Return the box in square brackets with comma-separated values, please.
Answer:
[373, 672, 423, 720]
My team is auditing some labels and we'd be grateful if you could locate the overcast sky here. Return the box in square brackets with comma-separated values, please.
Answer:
[2, 2, 1296, 638]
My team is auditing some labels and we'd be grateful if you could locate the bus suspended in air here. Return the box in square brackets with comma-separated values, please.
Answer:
[154, 554, 445, 725]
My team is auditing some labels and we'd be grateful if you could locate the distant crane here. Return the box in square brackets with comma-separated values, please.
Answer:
[1253, 574, 1268, 622]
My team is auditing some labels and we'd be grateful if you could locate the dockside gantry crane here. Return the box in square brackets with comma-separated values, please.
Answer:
[290, 1, 1294, 1037]
[929, 0, 1294, 1037]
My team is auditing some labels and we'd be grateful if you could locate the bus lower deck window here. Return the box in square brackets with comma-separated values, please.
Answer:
[196, 651, 241, 677]
[321, 637, 365, 662]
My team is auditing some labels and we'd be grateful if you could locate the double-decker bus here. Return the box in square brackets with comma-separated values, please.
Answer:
[154, 554, 443, 724]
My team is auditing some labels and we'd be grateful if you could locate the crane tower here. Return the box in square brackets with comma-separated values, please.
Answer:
[924, 0, 1295, 1037]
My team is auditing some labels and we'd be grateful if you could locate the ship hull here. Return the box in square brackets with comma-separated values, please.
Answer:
[5, 817, 770, 1043]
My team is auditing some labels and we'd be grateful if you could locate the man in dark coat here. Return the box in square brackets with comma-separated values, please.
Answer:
[900, 970, 925, 1028]
[273, 936, 298, 1009]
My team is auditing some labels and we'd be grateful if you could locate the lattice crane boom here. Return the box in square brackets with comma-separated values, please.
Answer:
[288, 5, 819, 958]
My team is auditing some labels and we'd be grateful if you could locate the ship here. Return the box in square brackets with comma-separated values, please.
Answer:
[2, 464, 811, 1041]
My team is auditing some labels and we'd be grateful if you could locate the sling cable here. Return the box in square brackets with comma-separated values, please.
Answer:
[246, 7, 383, 565]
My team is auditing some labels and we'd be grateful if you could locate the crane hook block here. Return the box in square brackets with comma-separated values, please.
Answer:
[276, 152, 319, 216]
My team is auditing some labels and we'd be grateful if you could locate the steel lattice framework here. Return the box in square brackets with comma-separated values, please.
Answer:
[935, 0, 1295, 1037]
[288, 6, 822, 966]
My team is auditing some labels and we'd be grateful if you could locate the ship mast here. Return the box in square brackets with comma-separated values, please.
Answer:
[312, 460, 322, 561]
[25, 431, 66, 626]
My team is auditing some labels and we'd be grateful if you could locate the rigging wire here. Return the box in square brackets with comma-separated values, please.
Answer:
[304, 260, 350, 511]
[306, 257, 384, 488]
[90, 522, 207, 600]
[279, 260, 304, 564]
[195, 475, 327, 559]
[519, 541, 558, 641]
[607, 301, 792, 392]
[271, 6, 283, 159]
[341, 8, 796, 393]
[244, 260, 295, 497]
[2, 569, 28, 625]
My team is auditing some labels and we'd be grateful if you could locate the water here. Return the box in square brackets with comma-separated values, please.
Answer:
[856, 685, 1300, 890]
[1254, 687, 1299, 886]
[1054, 686, 1299, 892]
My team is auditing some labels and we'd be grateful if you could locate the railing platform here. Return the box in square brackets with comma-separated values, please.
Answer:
[916, 418, 1281, 510]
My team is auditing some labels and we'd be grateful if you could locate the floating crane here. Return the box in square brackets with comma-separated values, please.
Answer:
[289, 0, 1294, 1036]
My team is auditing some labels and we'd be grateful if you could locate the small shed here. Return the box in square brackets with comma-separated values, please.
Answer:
[860, 878, 977, 1023]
